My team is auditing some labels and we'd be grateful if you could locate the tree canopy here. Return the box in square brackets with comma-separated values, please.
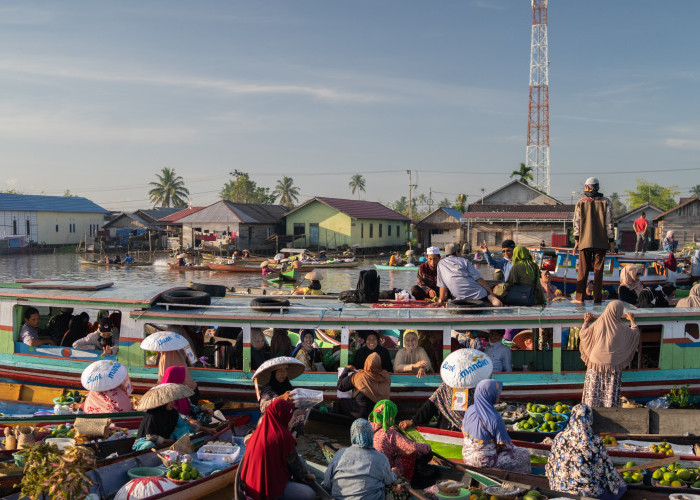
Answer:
[453, 194, 468, 213]
[220, 173, 275, 204]
[272, 176, 300, 207]
[609, 192, 627, 218]
[624, 179, 679, 211]
[349, 174, 366, 199]
[148, 167, 189, 208]
[691, 185, 700, 198]
[510, 163, 534, 185]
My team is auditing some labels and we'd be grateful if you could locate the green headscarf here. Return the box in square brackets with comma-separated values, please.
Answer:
[369, 399, 398, 431]
[512, 246, 539, 281]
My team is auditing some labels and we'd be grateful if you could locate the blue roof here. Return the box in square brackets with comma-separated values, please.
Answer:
[0, 193, 107, 214]
[441, 207, 464, 220]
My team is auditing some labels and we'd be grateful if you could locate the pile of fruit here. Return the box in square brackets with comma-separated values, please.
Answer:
[166, 462, 202, 482]
[526, 403, 548, 414]
[543, 412, 567, 424]
[537, 420, 562, 433]
[550, 402, 571, 414]
[601, 435, 618, 446]
[620, 462, 644, 484]
[515, 417, 540, 431]
[650, 462, 699, 488]
[47, 424, 75, 439]
[64, 390, 83, 403]
[649, 441, 674, 456]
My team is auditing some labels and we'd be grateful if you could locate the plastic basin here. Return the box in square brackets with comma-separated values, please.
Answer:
[127, 467, 165, 480]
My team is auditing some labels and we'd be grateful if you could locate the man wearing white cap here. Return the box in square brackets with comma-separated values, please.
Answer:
[411, 246, 441, 300]
[572, 177, 614, 303]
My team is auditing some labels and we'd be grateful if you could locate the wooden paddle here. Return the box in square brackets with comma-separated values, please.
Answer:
[617, 455, 678, 472]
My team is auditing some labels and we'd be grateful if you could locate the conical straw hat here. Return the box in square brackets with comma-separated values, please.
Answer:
[136, 383, 194, 411]
[252, 357, 305, 387]
[304, 270, 322, 281]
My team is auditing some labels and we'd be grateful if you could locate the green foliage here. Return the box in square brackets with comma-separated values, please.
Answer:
[609, 192, 627, 218]
[220, 174, 275, 204]
[624, 179, 679, 211]
[510, 163, 534, 185]
[453, 194, 468, 213]
[391, 196, 408, 215]
[349, 174, 366, 199]
[148, 167, 190, 208]
[18, 444, 95, 500]
[272, 176, 300, 207]
[322, 351, 339, 372]
[691, 184, 700, 198]
[665, 384, 693, 408]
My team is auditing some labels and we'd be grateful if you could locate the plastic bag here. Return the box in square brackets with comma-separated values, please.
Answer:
[290, 388, 324, 409]
[645, 397, 670, 409]
[395, 289, 412, 302]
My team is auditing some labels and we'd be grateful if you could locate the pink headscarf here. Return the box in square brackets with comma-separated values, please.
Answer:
[159, 366, 191, 414]
[82, 387, 134, 414]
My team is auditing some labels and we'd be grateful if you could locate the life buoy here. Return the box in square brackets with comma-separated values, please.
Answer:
[445, 298, 485, 314]
[159, 290, 211, 307]
[250, 297, 290, 313]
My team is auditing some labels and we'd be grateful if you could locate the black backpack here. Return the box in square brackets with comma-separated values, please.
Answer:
[356, 269, 380, 303]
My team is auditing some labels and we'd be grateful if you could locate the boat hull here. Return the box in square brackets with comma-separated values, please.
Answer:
[206, 262, 259, 272]
[374, 264, 419, 271]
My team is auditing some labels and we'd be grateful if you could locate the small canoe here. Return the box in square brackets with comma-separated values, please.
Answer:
[374, 264, 419, 271]
[266, 269, 297, 283]
[79, 259, 152, 267]
[167, 263, 210, 271]
[206, 262, 260, 273]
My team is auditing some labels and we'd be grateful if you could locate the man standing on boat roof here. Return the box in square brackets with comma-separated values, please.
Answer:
[480, 239, 515, 280]
[572, 177, 614, 304]
[437, 243, 502, 306]
[633, 211, 648, 256]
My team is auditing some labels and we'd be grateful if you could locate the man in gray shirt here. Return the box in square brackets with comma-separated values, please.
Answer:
[484, 331, 512, 372]
[437, 243, 503, 306]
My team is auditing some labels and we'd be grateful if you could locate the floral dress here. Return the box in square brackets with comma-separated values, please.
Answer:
[581, 369, 622, 408]
[546, 404, 626, 499]
[461, 436, 531, 473]
[370, 422, 430, 481]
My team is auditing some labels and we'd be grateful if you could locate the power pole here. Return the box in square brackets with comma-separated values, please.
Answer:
[428, 187, 434, 213]
[526, 0, 551, 194]
[407, 170, 417, 248]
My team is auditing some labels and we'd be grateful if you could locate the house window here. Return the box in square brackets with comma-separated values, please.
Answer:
[293, 223, 305, 236]
[26, 220, 30, 236]
[494, 232, 503, 246]
[369, 224, 374, 238]
[55, 224, 59, 232]
[379, 224, 382, 238]
[476, 231, 485, 244]
[388, 225, 392, 236]
[12, 220, 17, 235]
[431, 229, 444, 235]
[686, 324, 699, 340]
[397, 225, 400, 237]
[361, 223, 364, 239]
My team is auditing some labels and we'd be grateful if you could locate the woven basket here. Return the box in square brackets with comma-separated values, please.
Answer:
[16, 427, 36, 449]
[170, 434, 193, 454]
[74, 418, 111, 438]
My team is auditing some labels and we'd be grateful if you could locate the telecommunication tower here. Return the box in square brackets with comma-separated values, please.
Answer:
[526, 0, 550, 194]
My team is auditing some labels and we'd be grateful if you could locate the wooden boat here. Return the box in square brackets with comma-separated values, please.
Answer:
[294, 258, 359, 269]
[0, 281, 699, 403]
[531, 248, 693, 295]
[79, 258, 152, 267]
[266, 268, 297, 283]
[374, 264, 419, 271]
[205, 262, 259, 273]
[167, 263, 211, 271]
[233, 455, 333, 500]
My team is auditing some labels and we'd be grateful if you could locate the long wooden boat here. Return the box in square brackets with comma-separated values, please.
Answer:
[295, 259, 359, 269]
[79, 259, 152, 267]
[0, 281, 699, 404]
[205, 262, 259, 273]
[167, 263, 211, 271]
[374, 264, 419, 271]
[531, 248, 694, 295]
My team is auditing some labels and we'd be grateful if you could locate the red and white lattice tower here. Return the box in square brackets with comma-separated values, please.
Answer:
[526, 0, 550, 194]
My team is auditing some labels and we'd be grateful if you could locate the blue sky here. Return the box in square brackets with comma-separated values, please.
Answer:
[0, 1, 698, 211]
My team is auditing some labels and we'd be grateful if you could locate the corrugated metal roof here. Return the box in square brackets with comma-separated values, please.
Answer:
[466, 204, 575, 214]
[158, 207, 205, 222]
[137, 207, 182, 222]
[179, 201, 286, 224]
[461, 211, 572, 220]
[287, 197, 410, 221]
[441, 208, 464, 220]
[653, 198, 699, 221]
[0, 193, 107, 213]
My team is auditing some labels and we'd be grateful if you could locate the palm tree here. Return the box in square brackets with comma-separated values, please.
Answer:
[510, 163, 534, 185]
[691, 185, 700, 198]
[148, 167, 189, 208]
[273, 176, 300, 207]
[453, 193, 467, 213]
[349, 174, 366, 199]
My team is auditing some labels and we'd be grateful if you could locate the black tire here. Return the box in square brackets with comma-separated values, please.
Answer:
[250, 297, 290, 313]
[160, 289, 211, 307]
[445, 298, 485, 314]
[189, 282, 227, 298]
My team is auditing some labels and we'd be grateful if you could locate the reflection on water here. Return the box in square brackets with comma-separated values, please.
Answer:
[0, 253, 493, 293]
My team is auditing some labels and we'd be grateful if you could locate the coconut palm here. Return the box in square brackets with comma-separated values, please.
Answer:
[148, 167, 189, 208]
[691, 184, 700, 198]
[349, 174, 366, 199]
[453, 193, 468, 213]
[273, 176, 300, 207]
[510, 163, 534, 185]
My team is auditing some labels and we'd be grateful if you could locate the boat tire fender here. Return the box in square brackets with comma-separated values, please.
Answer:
[188, 283, 227, 298]
[159, 289, 212, 307]
[250, 297, 290, 313]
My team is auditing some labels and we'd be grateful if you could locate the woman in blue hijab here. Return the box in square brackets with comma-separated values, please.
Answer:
[461, 379, 530, 473]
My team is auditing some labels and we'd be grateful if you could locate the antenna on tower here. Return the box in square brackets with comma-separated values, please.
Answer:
[526, 0, 550, 194]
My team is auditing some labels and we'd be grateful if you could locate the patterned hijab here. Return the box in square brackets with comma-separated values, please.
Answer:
[677, 283, 700, 308]
[512, 246, 539, 281]
[350, 418, 374, 449]
[368, 399, 397, 431]
[546, 404, 625, 498]
[428, 383, 465, 431]
[579, 300, 640, 371]
[462, 379, 510, 445]
[619, 265, 644, 296]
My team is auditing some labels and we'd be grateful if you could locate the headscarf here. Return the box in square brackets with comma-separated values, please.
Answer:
[619, 265, 644, 296]
[270, 329, 293, 357]
[136, 404, 179, 441]
[159, 366, 191, 415]
[351, 352, 391, 403]
[428, 383, 464, 430]
[462, 379, 510, 445]
[665, 230, 675, 240]
[350, 418, 374, 449]
[264, 367, 294, 396]
[578, 300, 640, 371]
[290, 330, 315, 358]
[395, 330, 433, 372]
[664, 252, 677, 272]
[157, 350, 196, 390]
[677, 283, 700, 308]
[545, 404, 625, 498]
[82, 386, 134, 414]
[512, 246, 538, 281]
[692, 251, 700, 275]
[368, 399, 397, 431]
[241, 398, 297, 500]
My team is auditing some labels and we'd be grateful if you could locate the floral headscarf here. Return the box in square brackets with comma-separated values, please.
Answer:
[368, 399, 397, 431]
[428, 383, 465, 430]
[546, 404, 626, 498]
[350, 418, 374, 449]
[512, 246, 539, 281]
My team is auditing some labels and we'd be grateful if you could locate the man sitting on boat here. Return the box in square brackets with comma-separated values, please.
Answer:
[484, 331, 512, 372]
[388, 251, 403, 267]
[436, 243, 502, 307]
[20, 307, 57, 347]
[480, 239, 515, 280]
[411, 246, 441, 300]
[73, 317, 118, 355]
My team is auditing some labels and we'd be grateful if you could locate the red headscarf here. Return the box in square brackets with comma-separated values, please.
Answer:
[241, 398, 297, 500]
[664, 253, 677, 272]
[159, 366, 191, 415]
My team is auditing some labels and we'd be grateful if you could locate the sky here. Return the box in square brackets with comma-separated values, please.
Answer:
[0, 1, 699, 211]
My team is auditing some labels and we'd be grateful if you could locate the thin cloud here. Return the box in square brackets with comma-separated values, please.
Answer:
[664, 138, 700, 150]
